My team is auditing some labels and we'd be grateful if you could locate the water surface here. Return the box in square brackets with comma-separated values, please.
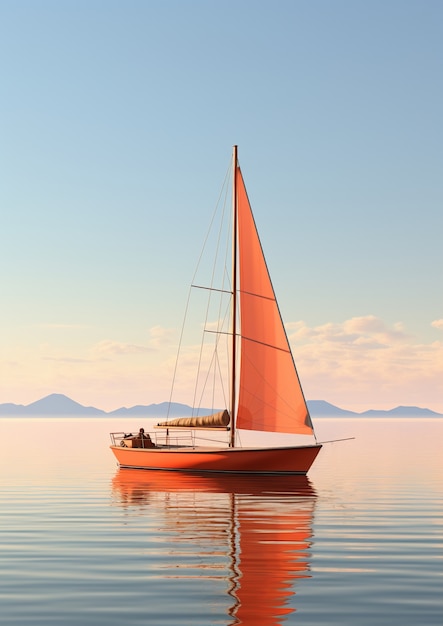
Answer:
[1, 417, 441, 625]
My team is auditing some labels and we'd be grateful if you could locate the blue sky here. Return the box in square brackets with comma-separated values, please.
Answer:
[1, 0, 442, 412]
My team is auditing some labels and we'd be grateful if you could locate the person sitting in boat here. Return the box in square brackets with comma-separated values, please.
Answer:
[138, 427, 155, 448]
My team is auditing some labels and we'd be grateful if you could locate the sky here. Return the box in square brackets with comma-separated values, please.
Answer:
[1, 0, 442, 413]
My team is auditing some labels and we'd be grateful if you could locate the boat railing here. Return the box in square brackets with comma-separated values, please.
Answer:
[110, 429, 228, 449]
[154, 426, 231, 447]
[154, 430, 195, 448]
[109, 431, 159, 448]
[110, 432, 127, 446]
[109, 430, 196, 449]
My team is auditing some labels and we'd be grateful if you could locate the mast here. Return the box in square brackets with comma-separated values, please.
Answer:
[230, 145, 238, 448]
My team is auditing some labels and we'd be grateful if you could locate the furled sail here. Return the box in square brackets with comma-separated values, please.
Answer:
[157, 409, 230, 429]
[235, 166, 313, 435]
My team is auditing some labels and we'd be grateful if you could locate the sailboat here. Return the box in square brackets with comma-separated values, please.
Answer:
[110, 146, 322, 474]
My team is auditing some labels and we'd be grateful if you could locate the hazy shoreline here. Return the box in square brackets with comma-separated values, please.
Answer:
[1, 393, 441, 418]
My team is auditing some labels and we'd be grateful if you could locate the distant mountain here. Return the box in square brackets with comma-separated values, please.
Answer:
[359, 405, 442, 417]
[307, 401, 442, 417]
[108, 402, 220, 418]
[0, 393, 106, 416]
[307, 400, 356, 416]
[0, 394, 219, 418]
[0, 394, 441, 417]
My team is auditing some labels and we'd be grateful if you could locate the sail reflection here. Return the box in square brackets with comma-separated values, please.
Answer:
[112, 470, 316, 625]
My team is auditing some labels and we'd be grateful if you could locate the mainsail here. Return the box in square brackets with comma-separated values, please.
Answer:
[235, 166, 313, 435]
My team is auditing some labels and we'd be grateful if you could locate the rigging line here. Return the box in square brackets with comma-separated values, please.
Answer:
[166, 281, 194, 421]
[209, 168, 231, 293]
[196, 298, 232, 414]
[191, 284, 233, 295]
[213, 302, 231, 411]
[192, 165, 231, 413]
[238, 289, 275, 302]
[318, 437, 355, 444]
[205, 330, 292, 354]
[190, 161, 231, 284]
[196, 352, 227, 418]
[168, 159, 231, 420]
[191, 254, 230, 415]
[191, 284, 275, 302]
[221, 193, 234, 419]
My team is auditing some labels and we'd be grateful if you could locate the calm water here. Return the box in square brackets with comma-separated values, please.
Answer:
[1, 417, 442, 625]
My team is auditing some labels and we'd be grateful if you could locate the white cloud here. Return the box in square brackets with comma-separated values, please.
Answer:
[90, 324, 178, 357]
[287, 315, 410, 351]
[286, 315, 443, 412]
[92, 340, 152, 356]
[148, 325, 176, 348]
[1, 316, 441, 413]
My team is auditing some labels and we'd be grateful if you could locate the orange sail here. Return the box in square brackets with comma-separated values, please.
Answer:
[109, 147, 322, 475]
[235, 166, 313, 435]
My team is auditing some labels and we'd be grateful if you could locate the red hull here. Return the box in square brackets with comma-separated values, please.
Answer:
[110, 443, 322, 475]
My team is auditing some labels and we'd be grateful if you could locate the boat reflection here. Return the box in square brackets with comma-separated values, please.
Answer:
[112, 470, 317, 625]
